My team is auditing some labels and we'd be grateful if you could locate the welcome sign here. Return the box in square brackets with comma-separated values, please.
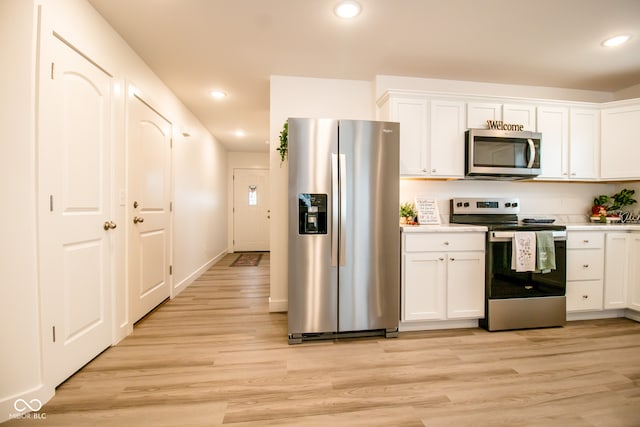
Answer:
[486, 120, 525, 131]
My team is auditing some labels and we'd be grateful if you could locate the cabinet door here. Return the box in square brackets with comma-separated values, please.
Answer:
[601, 104, 640, 179]
[403, 252, 446, 320]
[429, 100, 465, 177]
[628, 233, 640, 311]
[566, 280, 604, 312]
[391, 97, 428, 176]
[604, 233, 629, 309]
[536, 106, 569, 179]
[467, 102, 501, 129]
[446, 251, 485, 319]
[569, 109, 600, 179]
[503, 104, 536, 131]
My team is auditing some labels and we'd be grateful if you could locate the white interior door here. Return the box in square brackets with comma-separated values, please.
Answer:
[38, 34, 113, 386]
[233, 168, 270, 251]
[127, 94, 172, 324]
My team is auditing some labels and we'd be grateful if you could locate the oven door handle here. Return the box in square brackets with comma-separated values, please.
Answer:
[490, 230, 567, 241]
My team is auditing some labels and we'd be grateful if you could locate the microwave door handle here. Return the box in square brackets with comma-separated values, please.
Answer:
[526, 138, 536, 168]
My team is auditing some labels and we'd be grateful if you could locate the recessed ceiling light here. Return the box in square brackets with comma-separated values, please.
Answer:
[234, 130, 245, 137]
[210, 90, 227, 99]
[602, 34, 631, 47]
[334, 1, 361, 19]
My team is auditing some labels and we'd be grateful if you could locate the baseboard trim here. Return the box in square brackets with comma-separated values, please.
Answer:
[269, 298, 288, 312]
[399, 319, 478, 332]
[172, 250, 228, 298]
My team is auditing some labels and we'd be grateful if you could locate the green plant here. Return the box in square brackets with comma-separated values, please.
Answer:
[276, 121, 288, 165]
[593, 195, 611, 208]
[610, 188, 637, 211]
[400, 202, 416, 218]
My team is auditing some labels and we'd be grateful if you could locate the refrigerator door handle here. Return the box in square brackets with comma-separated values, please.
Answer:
[331, 153, 339, 266]
[339, 154, 347, 266]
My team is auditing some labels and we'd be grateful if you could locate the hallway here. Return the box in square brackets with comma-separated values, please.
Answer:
[7, 252, 640, 426]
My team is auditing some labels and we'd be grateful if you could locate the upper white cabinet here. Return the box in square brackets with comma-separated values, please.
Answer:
[503, 104, 536, 131]
[537, 106, 569, 179]
[569, 109, 600, 179]
[429, 100, 465, 178]
[378, 93, 464, 178]
[601, 102, 640, 180]
[536, 106, 599, 180]
[467, 102, 501, 129]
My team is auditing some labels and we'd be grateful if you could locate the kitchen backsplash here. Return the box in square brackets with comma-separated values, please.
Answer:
[400, 180, 640, 224]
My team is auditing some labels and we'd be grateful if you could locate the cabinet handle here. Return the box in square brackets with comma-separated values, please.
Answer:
[583, 240, 589, 243]
[582, 295, 589, 299]
[583, 264, 589, 268]
[443, 241, 449, 246]
[432, 169, 436, 173]
[438, 257, 445, 261]
[449, 258, 455, 261]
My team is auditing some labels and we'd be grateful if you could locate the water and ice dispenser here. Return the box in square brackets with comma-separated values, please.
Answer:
[298, 193, 327, 234]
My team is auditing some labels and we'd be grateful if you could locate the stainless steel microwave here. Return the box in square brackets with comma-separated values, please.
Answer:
[465, 129, 542, 180]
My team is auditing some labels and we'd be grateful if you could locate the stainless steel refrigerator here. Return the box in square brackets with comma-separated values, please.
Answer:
[287, 118, 400, 344]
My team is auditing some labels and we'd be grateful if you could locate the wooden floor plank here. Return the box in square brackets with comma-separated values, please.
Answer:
[6, 252, 640, 426]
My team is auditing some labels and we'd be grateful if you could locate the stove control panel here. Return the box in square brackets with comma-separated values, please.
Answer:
[451, 198, 520, 215]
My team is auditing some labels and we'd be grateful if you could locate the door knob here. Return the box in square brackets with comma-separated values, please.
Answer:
[103, 221, 117, 230]
[133, 216, 145, 224]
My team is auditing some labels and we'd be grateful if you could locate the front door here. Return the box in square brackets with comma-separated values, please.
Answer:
[233, 168, 270, 251]
[127, 94, 172, 323]
[38, 34, 113, 386]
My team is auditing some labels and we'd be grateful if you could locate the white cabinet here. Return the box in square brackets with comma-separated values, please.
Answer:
[604, 233, 629, 309]
[503, 104, 536, 131]
[601, 102, 640, 180]
[627, 233, 640, 311]
[467, 102, 501, 129]
[385, 96, 428, 176]
[429, 100, 465, 178]
[402, 232, 485, 322]
[536, 106, 569, 179]
[536, 106, 599, 180]
[566, 231, 604, 312]
[379, 94, 464, 178]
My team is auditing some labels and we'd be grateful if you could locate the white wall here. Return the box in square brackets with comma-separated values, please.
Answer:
[226, 151, 270, 251]
[0, 0, 51, 415]
[269, 75, 374, 311]
[1, 0, 228, 420]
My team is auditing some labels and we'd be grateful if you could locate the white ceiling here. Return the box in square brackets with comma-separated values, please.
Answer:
[87, 0, 640, 153]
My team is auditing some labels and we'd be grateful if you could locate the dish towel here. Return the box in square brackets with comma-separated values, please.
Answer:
[536, 230, 556, 273]
[511, 232, 536, 272]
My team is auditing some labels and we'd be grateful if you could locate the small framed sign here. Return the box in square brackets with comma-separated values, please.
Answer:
[414, 197, 440, 225]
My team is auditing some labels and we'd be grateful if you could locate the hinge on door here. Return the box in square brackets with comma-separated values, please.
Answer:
[170, 202, 173, 212]
[170, 138, 173, 149]
[49, 195, 54, 212]
[169, 265, 173, 275]
[52, 326, 56, 343]
[50, 62, 55, 79]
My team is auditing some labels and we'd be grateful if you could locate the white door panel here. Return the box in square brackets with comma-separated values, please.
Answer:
[128, 95, 172, 323]
[233, 168, 270, 252]
[38, 34, 113, 386]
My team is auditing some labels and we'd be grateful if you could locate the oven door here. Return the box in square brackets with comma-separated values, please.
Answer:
[487, 230, 566, 299]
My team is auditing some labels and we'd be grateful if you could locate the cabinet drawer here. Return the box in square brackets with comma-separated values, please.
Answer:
[567, 249, 604, 281]
[566, 280, 603, 312]
[404, 233, 485, 252]
[567, 232, 604, 249]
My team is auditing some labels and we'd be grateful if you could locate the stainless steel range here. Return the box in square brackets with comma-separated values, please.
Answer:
[450, 198, 567, 331]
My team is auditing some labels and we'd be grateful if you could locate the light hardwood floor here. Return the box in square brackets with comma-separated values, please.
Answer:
[7, 252, 640, 426]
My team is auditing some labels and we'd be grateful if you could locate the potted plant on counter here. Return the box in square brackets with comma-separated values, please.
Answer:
[400, 202, 416, 225]
[610, 188, 637, 212]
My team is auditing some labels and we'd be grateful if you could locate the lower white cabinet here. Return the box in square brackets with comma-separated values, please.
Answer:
[629, 233, 640, 311]
[402, 232, 485, 322]
[604, 233, 630, 309]
[566, 231, 604, 312]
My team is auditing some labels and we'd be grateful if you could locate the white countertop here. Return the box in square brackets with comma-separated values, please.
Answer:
[564, 223, 640, 231]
